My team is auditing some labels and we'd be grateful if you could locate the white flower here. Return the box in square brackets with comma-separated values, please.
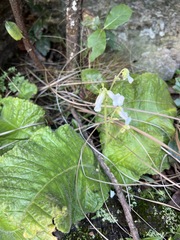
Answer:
[120, 68, 134, 84]
[110, 190, 115, 198]
[119, 108, 131, 125]
[107, 90, 124, 107]
[127, 75, 134, 84]
[94, 91, 106, 112]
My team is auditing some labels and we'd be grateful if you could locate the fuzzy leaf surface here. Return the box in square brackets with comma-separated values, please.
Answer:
[97, 73, 176, 183]
[104, 4, 132, 30]
[17, 80, 37, 99]
[0, 124, 108, 239]
[0, 97, 44, 154]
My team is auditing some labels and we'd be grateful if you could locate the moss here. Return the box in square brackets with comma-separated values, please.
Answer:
[133, 189, 180, 238]
[63, 227, 103, 240]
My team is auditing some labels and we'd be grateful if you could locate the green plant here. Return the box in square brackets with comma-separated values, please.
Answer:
[0, 3, 178, 239]
[29, 18, 51, 57]
[0, 96, 109, 239]
[82, 3, 176, 184]
[82, 69, 176, 184]
[0, 67, 37, 99]
[5, 21, 23, 41]
[83, 4, 132, 62]
[92, 208, 118, 223]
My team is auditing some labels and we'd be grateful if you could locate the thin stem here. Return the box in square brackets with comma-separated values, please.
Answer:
[8, 0, 45, 71]
[71, 108, 140, 240]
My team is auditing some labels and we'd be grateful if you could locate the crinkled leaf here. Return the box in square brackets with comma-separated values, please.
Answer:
[87, 29, 106, 62]
[81, 69, 105, 94]
[0, 97, 44, 154]
[5, 69, 37, 98]
[0, 229, 24, 240]
[0, 124, 109, 239]
[17, 80, 37, 99]
[104, 4, 132, 30]
[96, 73, 176, 183]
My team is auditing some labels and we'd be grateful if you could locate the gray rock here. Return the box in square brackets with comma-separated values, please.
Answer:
[83, 0, 180, 80]
[134, 48, 178, 81]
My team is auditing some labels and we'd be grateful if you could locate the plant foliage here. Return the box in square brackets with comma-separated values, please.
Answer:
[96, 73, 176, 183]
[0, 97, 44, 154]
[87, 29, 106, 62]
[0, 124, 109, 239]
[0, 68, 37, 99]
[104, 4, 132, 30]
[87, 4, 132, 62]
[5, 21, 23, 41]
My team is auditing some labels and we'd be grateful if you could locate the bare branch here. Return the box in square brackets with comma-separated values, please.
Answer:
[8, 0, 45, 71]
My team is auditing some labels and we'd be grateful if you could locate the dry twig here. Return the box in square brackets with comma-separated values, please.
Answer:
[71, 108, 140, 240]
[8, 0, 45, 71]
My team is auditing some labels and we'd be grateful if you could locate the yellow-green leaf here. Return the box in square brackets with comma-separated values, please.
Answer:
[5, 21, 23, 41]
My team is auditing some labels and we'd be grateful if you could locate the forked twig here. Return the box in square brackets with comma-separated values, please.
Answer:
[71, 108, 140, 240]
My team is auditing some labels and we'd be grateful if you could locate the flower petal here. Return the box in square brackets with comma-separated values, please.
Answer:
[125, 116, 132, 125]
[94, 91, 105, 112]
[119, 108, 131, 125]
[127, 75, 134, 84]
[120, 68, 134, 84]
[107, 90, 124, 107]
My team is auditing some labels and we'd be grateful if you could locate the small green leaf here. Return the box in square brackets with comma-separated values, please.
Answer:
[81, 69, 105, 94]
[17, 81, 37, 99]
[5, 21, 23, 41]
[8, 72, 37, 99]
[104, 4, 132, 30]
[87, 29, 106, 62]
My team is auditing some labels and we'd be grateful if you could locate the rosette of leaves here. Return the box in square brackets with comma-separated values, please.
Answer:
[96, 73, 177, 183]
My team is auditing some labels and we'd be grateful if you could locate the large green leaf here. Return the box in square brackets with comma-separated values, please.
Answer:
[87, 29, 106, 62]
[0, 97, 44, 154]
[0, 124, 109, 239]
[104, 4, 132, 30]
[97, 73, 176, 183]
